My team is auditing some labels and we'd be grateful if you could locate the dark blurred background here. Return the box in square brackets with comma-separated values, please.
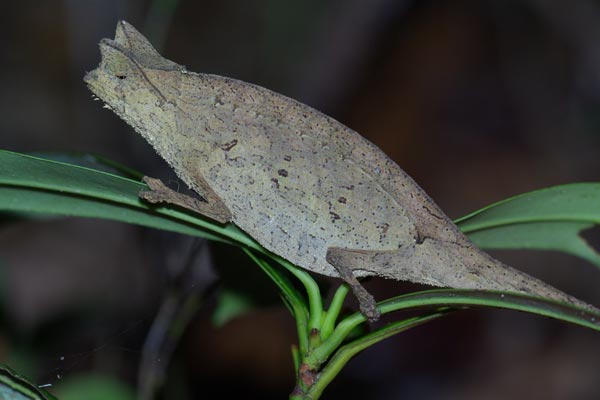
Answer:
[1, 0, 600, 399]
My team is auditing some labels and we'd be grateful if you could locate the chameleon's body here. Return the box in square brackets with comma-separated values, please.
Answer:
[85, 21, 594, 319]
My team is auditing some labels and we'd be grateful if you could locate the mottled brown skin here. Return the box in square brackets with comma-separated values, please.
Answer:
[85, 21, 596, 320]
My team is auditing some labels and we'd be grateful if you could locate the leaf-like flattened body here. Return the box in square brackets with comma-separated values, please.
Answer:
[84, 21, 599, 314]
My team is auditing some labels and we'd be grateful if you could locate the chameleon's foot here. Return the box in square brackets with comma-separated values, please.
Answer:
[326, 247, 381, 322]
[357, 288, 380, 322]
[140, 176, 231, 223]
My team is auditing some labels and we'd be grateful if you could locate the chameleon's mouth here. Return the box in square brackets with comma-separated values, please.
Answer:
[83, 64, 110, 100]
[83, 59, 123, 115]
[83, 68, 102, 99]
[83, 39, 114, 88]
[83, 68, 98, 87]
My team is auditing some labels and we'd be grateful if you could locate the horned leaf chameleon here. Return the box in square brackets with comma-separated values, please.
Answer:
[84, 21, 596, 321]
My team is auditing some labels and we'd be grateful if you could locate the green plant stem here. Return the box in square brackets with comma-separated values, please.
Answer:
[305, 312, 447, 399]
[291, 345, 300, 375]
[320, 284, 350, 340]
[276, 258, 324, 332]
[305, 289, 600, 367]
[294, 309, 309, 357]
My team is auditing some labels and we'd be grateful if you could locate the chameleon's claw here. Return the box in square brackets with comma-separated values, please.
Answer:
[359, 292, 380, 322]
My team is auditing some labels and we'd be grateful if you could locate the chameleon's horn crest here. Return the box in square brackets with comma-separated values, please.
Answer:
[114, 21, 158, 55]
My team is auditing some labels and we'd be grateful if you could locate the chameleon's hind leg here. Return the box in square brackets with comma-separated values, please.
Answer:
[326, 247, 389, 322]
[140, 176, 232, 223]
[326, 246, 421, 321]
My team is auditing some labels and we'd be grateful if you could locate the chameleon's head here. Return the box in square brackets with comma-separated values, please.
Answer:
[84, 21, 183, 130]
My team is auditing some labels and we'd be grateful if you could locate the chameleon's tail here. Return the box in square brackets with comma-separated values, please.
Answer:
[327, 237, 598, 314]
[413, 237, 597, 312]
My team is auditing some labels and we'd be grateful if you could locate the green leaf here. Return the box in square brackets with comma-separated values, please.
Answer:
[0, 366, 57, 400]
[374, 289, 600, 330]
[456, 183, 600, 267]
[305, 288, 600, 371]
[0, 150, 255, 247]
[0, 185, 224, 242]
[465, 221, 600, 266]
[308, 289, 600, 365]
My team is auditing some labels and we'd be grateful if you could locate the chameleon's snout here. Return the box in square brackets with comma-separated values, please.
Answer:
[83, 69, 98, 86]
[83, 67, 106, 97]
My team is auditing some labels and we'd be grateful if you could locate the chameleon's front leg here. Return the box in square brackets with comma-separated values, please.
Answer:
[140, 176, 232, 223]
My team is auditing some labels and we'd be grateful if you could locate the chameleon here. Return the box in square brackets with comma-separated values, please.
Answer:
[84, 21, 596, 321]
